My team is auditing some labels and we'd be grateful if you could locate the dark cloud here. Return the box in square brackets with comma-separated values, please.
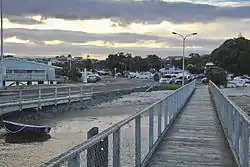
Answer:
[4, 28, 165, 43]
[4, 41, 212, 59]
[6, 16, 43, 25]
[3, 28, 222, 58]
[3, 0, 250, 25]
[3, 28, 223, 48]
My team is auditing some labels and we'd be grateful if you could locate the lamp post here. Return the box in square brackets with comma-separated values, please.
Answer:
[172, 32, 197, 86]
[0, 0, 3, 88]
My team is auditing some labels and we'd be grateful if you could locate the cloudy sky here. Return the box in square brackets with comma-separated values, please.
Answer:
[2, 0, 250, 59]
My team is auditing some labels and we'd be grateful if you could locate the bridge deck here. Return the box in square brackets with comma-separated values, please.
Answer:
[147, 86, 236, 167]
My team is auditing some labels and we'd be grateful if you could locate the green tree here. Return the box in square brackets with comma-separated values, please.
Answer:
[146, 54, 162, 70]
[205, 66, 227, 87]
[210, 37, 250, 75]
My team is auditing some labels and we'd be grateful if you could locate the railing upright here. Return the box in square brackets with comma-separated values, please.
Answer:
[113, 128, 121, 167]
[19, 89, 22, 111]
[209, 81, 250, 167]
[38, 88, 41, 109]
[40, 80, 196, 167]
[149, 108, 154, 150]
[54, 88, 58, 106]
[135, 115, 141, 167]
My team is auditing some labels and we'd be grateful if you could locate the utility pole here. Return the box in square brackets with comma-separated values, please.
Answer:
[0, 0, 4, 88]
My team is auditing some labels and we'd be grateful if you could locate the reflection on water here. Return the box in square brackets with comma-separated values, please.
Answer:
[4, 132, 51, 144]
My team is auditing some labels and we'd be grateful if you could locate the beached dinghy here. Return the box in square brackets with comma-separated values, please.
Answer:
[2, 120, 51, 134]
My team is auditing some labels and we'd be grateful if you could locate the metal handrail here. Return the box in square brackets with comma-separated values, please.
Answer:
[41, 80, 196, 167]
[209, 80, 250, 167]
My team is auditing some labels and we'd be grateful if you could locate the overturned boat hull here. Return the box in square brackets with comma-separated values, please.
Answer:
[3, 120, 51, 134]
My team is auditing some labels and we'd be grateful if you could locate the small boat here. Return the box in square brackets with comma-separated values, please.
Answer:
[2, 120, 51, 134]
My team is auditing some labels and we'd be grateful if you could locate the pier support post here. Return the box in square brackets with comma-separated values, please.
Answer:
[27, 81, 32, 85]
[87, 127, 108, 167]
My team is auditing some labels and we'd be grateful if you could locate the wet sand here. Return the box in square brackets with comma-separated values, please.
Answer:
[0, 90, 171, 167]
[222, 87, 250, 116]
[0, 104, 150, 167]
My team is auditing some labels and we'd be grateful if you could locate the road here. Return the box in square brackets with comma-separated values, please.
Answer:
[0, 78, 155, 104]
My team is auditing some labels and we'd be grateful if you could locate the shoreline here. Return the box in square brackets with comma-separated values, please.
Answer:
[0, 88, 172, 167]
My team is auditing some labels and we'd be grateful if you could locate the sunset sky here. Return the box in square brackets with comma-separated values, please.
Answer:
[2, 0, 250, 59]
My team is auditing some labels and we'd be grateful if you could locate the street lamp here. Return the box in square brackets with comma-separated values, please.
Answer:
[172, 32, 197, 86]
[0, 0, 3, 88]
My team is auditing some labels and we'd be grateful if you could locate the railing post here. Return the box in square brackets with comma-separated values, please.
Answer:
[55, 88, 58, 106]
[80, 86, 83, 103]
[158, 102, 162, 136]
[87, 127, 109, 167]
[164, 99, 168, 128]
[176, 91, 179, 112]
[228, 105, 233, 140]
[19, 90, 22, 111]
[149, 108, 154, 150]
[169, 95, 172, 120]
[181, 89, 183, 108]
[234, 111, 240, 156]
[38, 88, 41, 109]
[68, 87, 71, 104]
[135, 115, 141, 167]
[68, 154, 80, 167]
[242, 121, 249, 167]
[80, 86, 83, 94]
[175, 94, 178, 114]
[113, 128, 120, 167]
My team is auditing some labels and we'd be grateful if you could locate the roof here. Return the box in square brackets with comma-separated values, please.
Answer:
[4, 57, 62, 69]
[205, 62, 214, 66]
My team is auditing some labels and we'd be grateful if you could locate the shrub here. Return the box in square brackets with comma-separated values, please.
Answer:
[152, 84, 181, 91]
[205, 66, 227, 87]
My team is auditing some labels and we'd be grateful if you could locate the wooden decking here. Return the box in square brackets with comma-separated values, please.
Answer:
[147, 86, 236, 167]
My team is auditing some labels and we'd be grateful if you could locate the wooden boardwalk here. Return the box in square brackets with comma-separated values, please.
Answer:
[147, 86, 236, 167]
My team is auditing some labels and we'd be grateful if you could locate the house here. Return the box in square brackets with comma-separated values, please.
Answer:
[1, 57, 63, 85]
[204, 62, 215, 74]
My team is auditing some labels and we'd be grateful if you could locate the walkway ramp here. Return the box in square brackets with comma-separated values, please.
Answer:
[147, 86, 236, 167]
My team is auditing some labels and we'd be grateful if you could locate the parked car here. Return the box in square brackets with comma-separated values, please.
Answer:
[136, 72, 153, 79]
[94, 73, 102, 81]
[87, 72, 102, 82]
[87, 75, 97, 83]
[233, 76, 250, 83]
[201, 77, 208, 83]
[159, 74, 175, 84]
[227, 79, 246, 88]
[128, 72, 137, 78]
[174, 76, 184, 85]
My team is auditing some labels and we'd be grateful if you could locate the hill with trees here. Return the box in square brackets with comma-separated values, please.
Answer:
[210, 37, 250, 75]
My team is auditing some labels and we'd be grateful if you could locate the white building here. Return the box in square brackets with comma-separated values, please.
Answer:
[1, 57, 63, 85]
[204, 62, 215, 74]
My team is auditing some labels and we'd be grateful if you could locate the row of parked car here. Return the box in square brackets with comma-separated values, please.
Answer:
[159, 74, 194, 85]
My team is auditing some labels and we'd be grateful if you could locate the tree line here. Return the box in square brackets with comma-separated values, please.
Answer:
[54, 36, 250, 83]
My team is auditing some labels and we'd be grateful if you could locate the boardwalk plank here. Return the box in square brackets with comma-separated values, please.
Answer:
[147, 85, 236, 167]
